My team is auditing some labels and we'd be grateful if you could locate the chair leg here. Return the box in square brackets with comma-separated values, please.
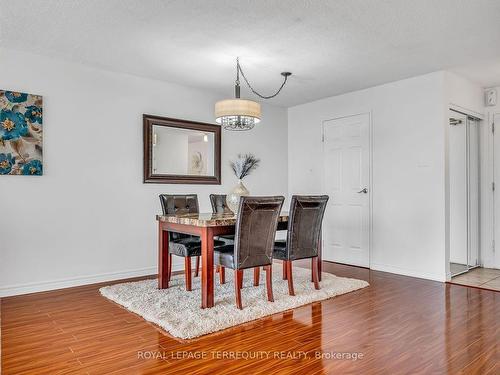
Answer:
[254, 267, 260, 286]
[168, 254, 173, 282]
[235, 270, 243, 309]
[238, 269, 244, 289]
[219, 266, 225, 284]
[286, 261, 295, 296]
[194, 256, 200, 277]
[185, 257, 192, 291]
[265, 265, 274, 302]
[311, 258, 314, 282]
[282, 261, 287, 280]
[312, 257, 320, 290]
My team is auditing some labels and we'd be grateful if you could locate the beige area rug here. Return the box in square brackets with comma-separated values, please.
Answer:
[99, 266, 369, 339]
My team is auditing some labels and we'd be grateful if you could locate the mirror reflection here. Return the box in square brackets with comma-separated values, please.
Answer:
[152, 125, 215, 176]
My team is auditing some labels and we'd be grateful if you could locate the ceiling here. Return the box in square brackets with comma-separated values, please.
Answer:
[1, 0, 500, 107]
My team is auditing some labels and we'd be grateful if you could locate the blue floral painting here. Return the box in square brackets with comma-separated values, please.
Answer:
[0, 90, 43, 175]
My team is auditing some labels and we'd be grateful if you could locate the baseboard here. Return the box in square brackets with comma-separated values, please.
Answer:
[481, 261, 500, 270]
[1, 262, 448, 297]
[0, 266, 166, 297]
[322, 260, 370, 270]
[370, 263, 446, 282]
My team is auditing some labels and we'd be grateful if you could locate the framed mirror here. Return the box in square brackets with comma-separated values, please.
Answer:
[143, 115, 221, 184]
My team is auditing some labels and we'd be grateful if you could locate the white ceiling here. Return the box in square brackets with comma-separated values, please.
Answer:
[1, 0, 500, 107]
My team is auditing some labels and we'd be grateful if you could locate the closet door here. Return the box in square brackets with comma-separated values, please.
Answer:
[468, 118, 480, 268]
[449, 111, 481, 274]
[449, 112, 468, 267]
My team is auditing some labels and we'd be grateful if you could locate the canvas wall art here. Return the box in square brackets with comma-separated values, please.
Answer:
[0, 90, 43, 175]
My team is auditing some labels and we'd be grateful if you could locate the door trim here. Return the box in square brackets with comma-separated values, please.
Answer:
[321, 111, 373, 268]
[493, 112, 500, 269]
[446, 107, 491, 281]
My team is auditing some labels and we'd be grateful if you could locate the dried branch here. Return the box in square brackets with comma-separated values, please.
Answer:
[229, 153, 260, 180]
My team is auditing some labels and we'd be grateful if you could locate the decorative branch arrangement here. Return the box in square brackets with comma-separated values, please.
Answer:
[230, 153, 260, 180]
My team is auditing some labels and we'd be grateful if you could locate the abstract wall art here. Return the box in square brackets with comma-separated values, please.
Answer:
[0, 90, 43, 175]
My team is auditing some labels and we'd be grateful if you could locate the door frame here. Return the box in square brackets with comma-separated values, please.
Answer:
[445, 107, 492, 280]
[492, 111, 500, 269]
[447, 110, 482, 275]
[321, 111, 374, 268]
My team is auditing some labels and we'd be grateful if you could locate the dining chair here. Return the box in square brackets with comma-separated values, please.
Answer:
[274, 195, 329, 296]
[209, 194, 235, 277]
[209, 194, 233, 214]
[159, 194, 223, 291]
[209, 193, 235, 243]
[214, 196, 285, 309]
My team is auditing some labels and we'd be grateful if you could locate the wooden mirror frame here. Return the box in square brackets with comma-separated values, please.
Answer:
[143, 114, 221, 184]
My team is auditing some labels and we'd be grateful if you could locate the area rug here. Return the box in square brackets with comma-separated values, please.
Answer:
[99, 266, 368, 339]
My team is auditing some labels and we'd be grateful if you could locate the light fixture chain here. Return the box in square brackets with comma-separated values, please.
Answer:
[236, 58, 289, 100]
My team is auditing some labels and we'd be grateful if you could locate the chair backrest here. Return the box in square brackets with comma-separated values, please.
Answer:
[233, 196, 285, 269]
[159, 194, 199, 215]
[286, 195, 329, 261]
[159, 194, 199, 241]
[209, 194, 233, 214]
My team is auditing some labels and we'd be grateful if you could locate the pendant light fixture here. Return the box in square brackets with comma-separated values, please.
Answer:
[215, 58, 291, 131]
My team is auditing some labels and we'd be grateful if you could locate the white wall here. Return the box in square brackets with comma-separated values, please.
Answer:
[0, 48, 288, 297]
[288, 72, 448, 281]
[445, 72, 484, 118]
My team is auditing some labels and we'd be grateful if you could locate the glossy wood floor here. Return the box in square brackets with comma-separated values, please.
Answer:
[2, 262, 499, 374]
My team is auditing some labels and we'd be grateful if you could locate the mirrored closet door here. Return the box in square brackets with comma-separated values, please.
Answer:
[449, 110, 480, 277]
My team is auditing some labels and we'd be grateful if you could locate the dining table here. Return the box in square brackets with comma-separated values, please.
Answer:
[157, 212, 322, 308]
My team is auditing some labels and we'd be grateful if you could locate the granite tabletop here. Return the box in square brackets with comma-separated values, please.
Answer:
[156, 212, 289, 227]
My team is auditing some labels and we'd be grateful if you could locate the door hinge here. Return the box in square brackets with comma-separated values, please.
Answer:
[493, 122, 495, 134]
[493, 182, 496, 192]
[322, 133, 325, 142]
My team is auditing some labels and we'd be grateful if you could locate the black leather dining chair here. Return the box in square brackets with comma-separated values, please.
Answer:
[274, 195, 329, 296]
[209, 194, 233, 214]
[214, 196, 285, 309]
[159, 194, 223, 291]
[209, 194, 234, 278]
[209, 194, 235, 241]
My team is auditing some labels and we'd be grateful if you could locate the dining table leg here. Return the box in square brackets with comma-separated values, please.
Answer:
[201, 227, 215, 308]
[158, 223, 170, 289]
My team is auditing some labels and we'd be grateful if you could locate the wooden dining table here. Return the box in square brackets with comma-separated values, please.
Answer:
[157, 212, 322, 308]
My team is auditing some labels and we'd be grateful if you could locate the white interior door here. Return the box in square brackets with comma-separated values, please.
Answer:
[323, 113, 370, 267]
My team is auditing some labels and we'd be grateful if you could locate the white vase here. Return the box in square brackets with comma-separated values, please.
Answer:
[226, 179, 250, 214]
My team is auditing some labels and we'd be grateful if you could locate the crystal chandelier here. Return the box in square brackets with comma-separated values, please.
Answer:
[215, 58, 291, 131]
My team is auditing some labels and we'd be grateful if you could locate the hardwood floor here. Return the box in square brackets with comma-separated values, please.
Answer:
[1, 262, 499, 374]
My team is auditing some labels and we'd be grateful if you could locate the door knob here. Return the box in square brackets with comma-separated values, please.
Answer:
[357, 188, 368, 194]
